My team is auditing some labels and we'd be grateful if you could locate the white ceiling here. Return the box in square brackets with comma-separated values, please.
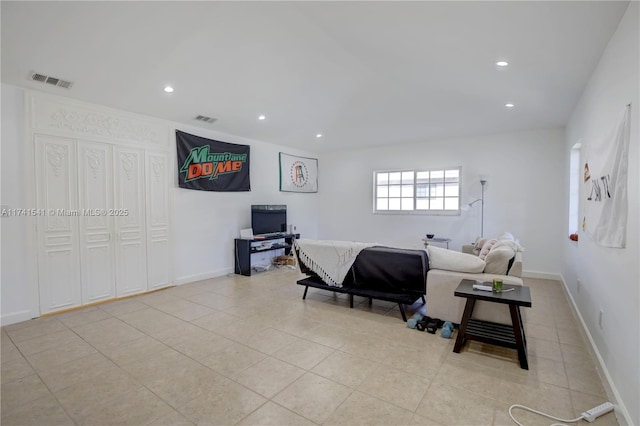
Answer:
[1, 1, 630, 152]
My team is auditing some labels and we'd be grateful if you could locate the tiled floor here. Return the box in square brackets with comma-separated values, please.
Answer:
[1, 269, 619, 425]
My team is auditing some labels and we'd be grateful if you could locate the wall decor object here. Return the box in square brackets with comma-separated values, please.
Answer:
[279, 152, 318, 193]
[582, 104, 631, 248]
[176, 130, 250, 191]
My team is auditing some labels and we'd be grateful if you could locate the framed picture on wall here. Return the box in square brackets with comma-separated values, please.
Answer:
[279, 152, 318, 193]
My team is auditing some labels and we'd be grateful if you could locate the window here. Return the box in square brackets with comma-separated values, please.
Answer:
[568, 143, 581, 236]
[374, 167, 461, 214]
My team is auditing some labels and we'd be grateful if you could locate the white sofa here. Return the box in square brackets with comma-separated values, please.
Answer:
[425, 241, 524, 325]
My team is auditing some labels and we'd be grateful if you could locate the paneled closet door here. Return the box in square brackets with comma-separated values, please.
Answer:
[114, 147, 148, 296]
[78, 141, 115, 304]
[146, 151, 172, 290]
[34, 135, 81, 314]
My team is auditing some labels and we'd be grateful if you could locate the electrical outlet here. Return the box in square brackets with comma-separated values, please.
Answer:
[598, 309, 604, 330]
[577, 279, 581, 293]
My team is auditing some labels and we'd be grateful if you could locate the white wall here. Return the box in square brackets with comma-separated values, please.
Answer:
[562, 3, 639, 424]
[317, 127, 566, 276]
[0, 83, 320, 324]
[171, 124, 319, 283]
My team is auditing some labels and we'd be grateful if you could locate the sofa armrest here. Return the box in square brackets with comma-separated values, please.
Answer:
[461, 244, 476, 255]
[507, 251, 523, 277]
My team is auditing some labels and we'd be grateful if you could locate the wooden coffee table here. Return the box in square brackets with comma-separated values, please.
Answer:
[453, 279, 532, 369]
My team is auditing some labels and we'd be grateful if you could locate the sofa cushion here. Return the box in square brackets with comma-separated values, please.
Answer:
[427, 246, 485, 273]
[484, 245, 515, 274]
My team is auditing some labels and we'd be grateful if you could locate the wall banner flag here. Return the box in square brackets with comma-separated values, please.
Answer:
[176, 130, 250, 192]
[279, 152, 318, 193]
[582, 105, 631, 248]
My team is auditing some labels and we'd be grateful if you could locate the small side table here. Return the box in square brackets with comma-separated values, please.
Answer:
[453, 279, 532, 369]
[422, 237, 451, 249]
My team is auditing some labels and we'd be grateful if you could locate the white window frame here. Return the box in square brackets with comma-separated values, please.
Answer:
[373, 167, 462, 215]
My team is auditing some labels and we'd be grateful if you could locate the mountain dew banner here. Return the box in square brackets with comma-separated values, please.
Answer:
[176, 130, 250, 191]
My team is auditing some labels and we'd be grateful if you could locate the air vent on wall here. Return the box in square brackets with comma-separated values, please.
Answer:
[194, 115, 217, 124]
[30, 72, 73, 89]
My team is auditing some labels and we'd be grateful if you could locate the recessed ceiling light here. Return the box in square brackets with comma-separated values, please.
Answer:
[505, 103, 515, 108]
[496, 61, 509, 67]
[316, 133, 323, 138]
[164, 86, 174, 93]
[258, 115, 266, 120]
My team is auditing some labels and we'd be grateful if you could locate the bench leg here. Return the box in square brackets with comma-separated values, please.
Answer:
[398, 304, 407, 322]
[421, 295, 426, 304]
[349, 294, 354, 308]
[302, 286, 308, 300]
[369, 298, 372, 305]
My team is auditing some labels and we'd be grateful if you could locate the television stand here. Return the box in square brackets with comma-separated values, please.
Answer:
[234, 234, 299, 276]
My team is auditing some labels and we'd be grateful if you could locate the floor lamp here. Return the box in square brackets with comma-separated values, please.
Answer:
[467, 179, 487, 238]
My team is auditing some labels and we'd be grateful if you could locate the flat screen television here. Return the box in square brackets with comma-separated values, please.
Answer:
[251, 205, 287, 235]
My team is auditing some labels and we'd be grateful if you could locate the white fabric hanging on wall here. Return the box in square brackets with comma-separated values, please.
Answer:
[583, 105, 631, 248]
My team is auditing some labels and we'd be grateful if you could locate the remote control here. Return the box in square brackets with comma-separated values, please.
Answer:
[472, 284, 493, 291]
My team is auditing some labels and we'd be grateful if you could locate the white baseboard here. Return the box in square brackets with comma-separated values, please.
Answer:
[173, 268, 234, 286]
[559, 275, 632, 425]
[522, 270, 563, 280]
[1, 309, 35, 326]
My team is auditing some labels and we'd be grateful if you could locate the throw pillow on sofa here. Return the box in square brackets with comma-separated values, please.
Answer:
[478, 239, 497, 260]
[426, 245, 486, 273]
[484, 245, 515, 274]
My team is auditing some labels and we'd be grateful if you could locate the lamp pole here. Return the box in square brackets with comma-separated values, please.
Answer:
[480, 179, 486, 238]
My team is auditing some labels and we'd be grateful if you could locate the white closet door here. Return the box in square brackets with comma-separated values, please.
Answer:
[35, 135, 81, 314]
[114, 147, 148, 296]
[78, 141, 115, 303]
[146, 151, 172, 290]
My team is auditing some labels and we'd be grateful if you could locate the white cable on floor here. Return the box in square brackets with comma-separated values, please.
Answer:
[509, 404, 585, 426]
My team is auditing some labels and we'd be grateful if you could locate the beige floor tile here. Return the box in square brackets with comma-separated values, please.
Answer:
[301, 324, 355, 349]
[120, 347, 193, 383]
[147, 409, 196, 426]
[199, 342, 267, 379]
[98, 299, 149, 316]
[117, 308, 187, 336]
[191, 310, 239, 332]
[166, 332, 235, 361]
[0, 374, 51, 411]
[237, 401, 315, 425]
[0, 338, 24, 364]
[72, 317, 146, 350]
[273, 372, 352, 424]
[273, 337, 335, 370]
[243, 327, 299, 355]
[54, 367, 142, 419]
[407, 413, 445, 426]
[4, 317, 67, 343]
[565, 363, 608, 396]
[136, 291, 182, 307]
[235, 356, 305, 398]
[527, 336, 564, 362]
[213, 317, 270, 344]
[56, 306, 112, 328]
[1, 356, 34, 384]
[184, 290, 238, 310]
[13, 329, 84, 356]
[25, 339, 98, 371]
[416, 382, 497, 425]
[325, 391, 414, 425]
[0, 394, 74, 426]
[380, 343, 445, 380]
[76, 386, 176, 426]
[178, 380, 267, 425]
[340, 334, 397, 362]
[358, 364, 430, 411]
[272, 314, 323, 338]
[557, 326, 587, 346]
[525, 323, 559, 342]
[153, 298, 217, 321]
[99, 335, 169, 366]
[38, 352, 117, 392]
[561, 342, 595, 366]
[525, 355, 569, 388]
[312, 350, 379, 388]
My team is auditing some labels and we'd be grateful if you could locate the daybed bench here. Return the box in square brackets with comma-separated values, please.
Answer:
[295, 244, 428, 321]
